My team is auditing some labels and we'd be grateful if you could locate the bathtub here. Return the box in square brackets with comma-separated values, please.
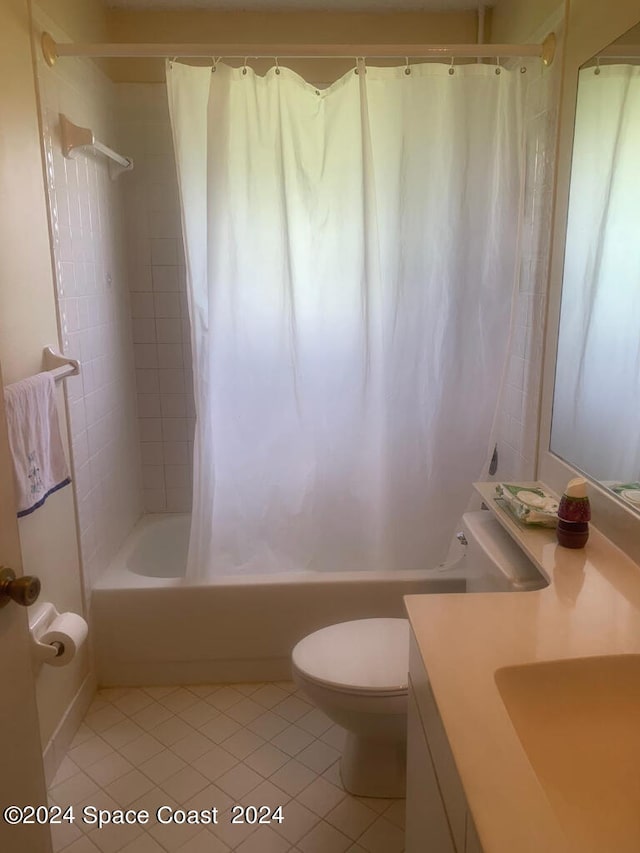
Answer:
[92, 514, 466, 686]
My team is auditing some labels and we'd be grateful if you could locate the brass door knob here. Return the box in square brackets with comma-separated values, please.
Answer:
[0, 567, 41, 608]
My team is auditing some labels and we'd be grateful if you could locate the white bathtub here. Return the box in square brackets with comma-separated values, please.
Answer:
[92, 514, 466, 686]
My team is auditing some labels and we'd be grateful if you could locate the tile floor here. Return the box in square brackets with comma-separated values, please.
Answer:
[49, 682, 405, 853]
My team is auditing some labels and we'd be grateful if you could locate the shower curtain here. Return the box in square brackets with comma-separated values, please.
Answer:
[167, 59, 531, 579]
[552, 65, 640, 482]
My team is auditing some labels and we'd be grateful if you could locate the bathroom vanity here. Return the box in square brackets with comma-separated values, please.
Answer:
[404, 482, 640, 853]
[406, 632, 483, 853]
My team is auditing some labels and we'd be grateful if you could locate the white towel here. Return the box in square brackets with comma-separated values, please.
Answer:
[4, 372, 71, 517]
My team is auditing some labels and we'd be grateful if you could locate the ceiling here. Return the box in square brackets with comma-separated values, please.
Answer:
[106, 0, 482, 11]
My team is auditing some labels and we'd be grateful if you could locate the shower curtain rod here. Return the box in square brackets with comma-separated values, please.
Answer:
[41, 31, 556, 67]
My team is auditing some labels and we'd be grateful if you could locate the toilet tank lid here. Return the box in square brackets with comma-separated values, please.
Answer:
[292, 618, 410, 694]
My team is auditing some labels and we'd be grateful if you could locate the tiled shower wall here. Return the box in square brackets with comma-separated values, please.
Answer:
[119, 85, 195, 514]
[35, 13, 143, 597]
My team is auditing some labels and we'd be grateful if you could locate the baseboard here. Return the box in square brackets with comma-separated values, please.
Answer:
[42, 671, 96, 787]
[98, 657, 293, 687]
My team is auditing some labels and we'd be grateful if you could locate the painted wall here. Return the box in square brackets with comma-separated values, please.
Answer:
[0, 0, 89, 755]
[490, 0, 561, 42]
[106, 8, 479, 82]
[39, 0, 107, 42]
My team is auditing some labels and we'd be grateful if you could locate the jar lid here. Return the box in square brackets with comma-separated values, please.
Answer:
[564, 477, 588, 499]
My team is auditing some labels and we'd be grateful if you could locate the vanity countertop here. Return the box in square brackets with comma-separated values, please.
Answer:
[404, 482, 640, 853]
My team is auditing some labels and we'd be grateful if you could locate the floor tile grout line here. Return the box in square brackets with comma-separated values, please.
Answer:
[53, 683, 405, 853]
[78, 694, 335, 796]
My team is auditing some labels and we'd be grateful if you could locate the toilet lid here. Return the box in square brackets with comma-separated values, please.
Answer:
[292, 618, 410, 695]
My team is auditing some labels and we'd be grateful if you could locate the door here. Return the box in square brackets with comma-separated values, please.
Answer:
[0, 360, 52, 852]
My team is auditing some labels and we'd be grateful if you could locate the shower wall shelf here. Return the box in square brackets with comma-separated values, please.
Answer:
[59, 114, 133, 180]
[42, 347, 80, 382]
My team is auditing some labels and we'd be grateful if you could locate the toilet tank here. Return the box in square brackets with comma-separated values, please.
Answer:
[461, 511, 547, 592]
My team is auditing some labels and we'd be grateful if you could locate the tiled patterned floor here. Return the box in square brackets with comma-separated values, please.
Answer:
[49, 682, 405, 853]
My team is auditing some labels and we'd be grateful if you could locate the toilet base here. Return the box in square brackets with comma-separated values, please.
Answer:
[340, 732, 406, 798]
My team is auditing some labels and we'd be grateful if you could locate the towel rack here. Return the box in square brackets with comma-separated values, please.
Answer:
[59, 114, 133, 180]
[42, 347, 80, 383]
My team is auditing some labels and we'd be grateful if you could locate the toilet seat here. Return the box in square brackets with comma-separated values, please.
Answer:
[292, 618, 410, 697]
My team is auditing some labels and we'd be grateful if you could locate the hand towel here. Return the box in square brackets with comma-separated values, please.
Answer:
[4, 372, 71, 517]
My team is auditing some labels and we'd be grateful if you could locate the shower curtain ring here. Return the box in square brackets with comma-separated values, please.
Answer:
[354, 57, 366, 74]
[594, 56, 601, 75]
[404, 56, 411, 75]
[495, 56, 502, 75]
[449, 56, 455, 75]
[275, 56, 280, 75]
[242, 57, 248, 75]
[211, 56, 219, 73]
[353, 57, 367, 75]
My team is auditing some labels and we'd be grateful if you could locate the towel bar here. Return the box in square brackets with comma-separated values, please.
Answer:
[42, 347, 80, 382]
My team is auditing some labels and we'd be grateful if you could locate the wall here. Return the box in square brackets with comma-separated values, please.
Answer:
[39, 0, 107, 42]
[0, 0, 89, 762]
[120, 85, 194, 513]
[39, 0, 111, 76]
[33, 6, 144, 591]
[106, 8, 479, 83]
[490, 0, 561, 43]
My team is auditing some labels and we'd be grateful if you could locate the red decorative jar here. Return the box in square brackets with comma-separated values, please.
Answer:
[557, 478, 591, 549]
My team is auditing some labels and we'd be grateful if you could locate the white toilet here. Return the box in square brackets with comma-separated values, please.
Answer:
[291, 510, 546, 798]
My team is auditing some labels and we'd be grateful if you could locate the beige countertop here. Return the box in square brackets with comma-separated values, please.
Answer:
[404, 482, 640, 853]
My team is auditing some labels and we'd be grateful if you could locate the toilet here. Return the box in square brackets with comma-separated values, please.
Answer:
[291, 510, 546, 798]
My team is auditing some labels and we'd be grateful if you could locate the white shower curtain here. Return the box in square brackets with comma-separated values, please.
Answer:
[167, 60, 529, 579]
[552, 65, 640, 482]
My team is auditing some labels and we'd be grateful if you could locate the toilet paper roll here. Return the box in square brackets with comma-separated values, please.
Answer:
[39, 612, 88, 667]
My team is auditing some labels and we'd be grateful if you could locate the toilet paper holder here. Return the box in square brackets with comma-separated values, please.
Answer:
[29, 602, 85, 665]
[31, 603, 64, 663]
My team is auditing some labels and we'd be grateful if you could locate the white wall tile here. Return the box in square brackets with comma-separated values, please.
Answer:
[160, 395, 186, 418]
[162, 441, 188, 466]
[152, 265, 180, 292]
[164, 465, 190, 491]
[142, 465, 165, 490]
[153, 292, 181, 318]
[150, 237, 179, 266]
[131, 292, 155, 318]
[141, 443, 164, 466]
[136, 369, 160, 394]
[162, 418, 188, 443]
[155, 318, 182, 344]
[134, 344, 158, 369]
[157, 343, 183, 368]
[137, 394, 162, 418]
[139, 418, 163, 443]
[36, 23, 144, 597]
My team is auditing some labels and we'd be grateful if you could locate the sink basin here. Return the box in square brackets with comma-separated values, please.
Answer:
[495, 655, 640, 853]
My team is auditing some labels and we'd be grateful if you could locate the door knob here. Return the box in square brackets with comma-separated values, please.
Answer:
[0, 567, 41, 608]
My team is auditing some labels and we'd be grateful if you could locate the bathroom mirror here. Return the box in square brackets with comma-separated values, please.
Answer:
[550, 22, 640, 515]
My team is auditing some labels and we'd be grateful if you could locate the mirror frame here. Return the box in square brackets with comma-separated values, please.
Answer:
[538, 0, 640, 564]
